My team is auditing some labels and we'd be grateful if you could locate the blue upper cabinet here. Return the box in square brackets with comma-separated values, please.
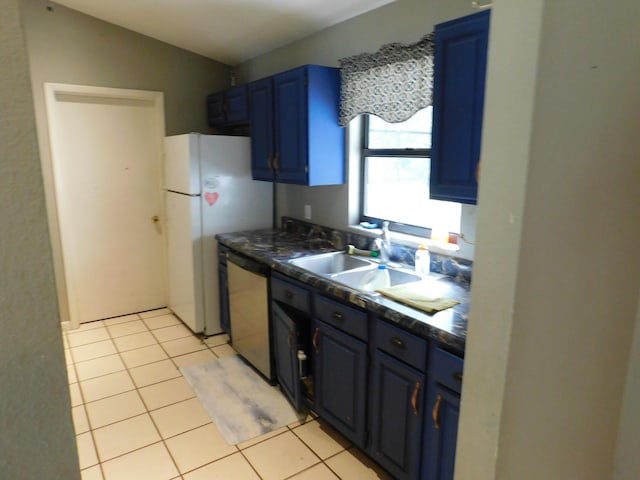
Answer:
[273, 68, 308, 184]
[430, 10, 490, 204]
[248, 78, 275, 181]
[206, 91, 225, 126]
[249, 65, 345, 185]
[206, 84, 249, 127]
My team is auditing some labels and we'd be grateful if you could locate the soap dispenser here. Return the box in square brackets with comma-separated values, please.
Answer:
[415, 243, 431, 278]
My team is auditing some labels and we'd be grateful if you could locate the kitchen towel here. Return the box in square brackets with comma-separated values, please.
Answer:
[376, 280, 459, 314]
[180, 354, 305, 445]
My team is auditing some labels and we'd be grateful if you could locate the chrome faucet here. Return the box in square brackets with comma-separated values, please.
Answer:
[374, 221, 391, 264]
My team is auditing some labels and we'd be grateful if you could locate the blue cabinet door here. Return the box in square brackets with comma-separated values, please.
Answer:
[206, 92, 225, 126]
[271, 302, 304, 410]
[370, 351, 425, 480]
[247, 65, 344, 185]
[423, 383, 461, 480]
[225, 85, 249, 124]
[313, 320, 368, 447]
[218, 262, 230, 335]
[273, 68, 309, 184]
[248, 78, 275, 181]
[430, 10, 490, 204]
[207, 86, 249, 126]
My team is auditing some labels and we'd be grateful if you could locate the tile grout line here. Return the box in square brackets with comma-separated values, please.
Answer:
[101, 312, 186, 479]
[106, 312, 231, 477]
[94, 312, 145, 479]
[69, 311, 365, 479]
[237, 448, 266, 480]
[286, 419, 348, 480]
[69, 309, 175, 477]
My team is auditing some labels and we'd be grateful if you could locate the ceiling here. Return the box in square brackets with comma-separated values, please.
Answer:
[52, 0, 396, 65]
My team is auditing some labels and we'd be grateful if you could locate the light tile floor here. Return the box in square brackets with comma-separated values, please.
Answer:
[64, 309, 392, 480]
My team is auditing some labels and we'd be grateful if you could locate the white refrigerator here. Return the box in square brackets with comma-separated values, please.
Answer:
[163, 133, 272, 335]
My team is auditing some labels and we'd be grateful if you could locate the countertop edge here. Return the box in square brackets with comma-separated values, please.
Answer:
[217, 231, 468, 353]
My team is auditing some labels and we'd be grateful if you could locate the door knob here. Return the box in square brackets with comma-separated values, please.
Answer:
[151, 215, 160, 223]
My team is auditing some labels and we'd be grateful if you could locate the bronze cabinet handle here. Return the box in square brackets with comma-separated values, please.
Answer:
[432, 393, 442, 429]
[312, 328, 320, 353]
[390, 337, 406, 349]
[273, 152, 280, 174]
[411, 381, 421, 416]
[332, 312, 344, 321]
[285, 290, 294, 300]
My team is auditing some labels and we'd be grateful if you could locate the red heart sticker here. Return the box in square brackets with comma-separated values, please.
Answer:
[205, 192, 219, 206]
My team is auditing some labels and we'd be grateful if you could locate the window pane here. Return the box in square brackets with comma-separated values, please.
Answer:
[367, 107, 432, 149]
[363, 156, 461, 233]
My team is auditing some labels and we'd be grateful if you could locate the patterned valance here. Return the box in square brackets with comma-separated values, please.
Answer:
[338, 33, 435, 126]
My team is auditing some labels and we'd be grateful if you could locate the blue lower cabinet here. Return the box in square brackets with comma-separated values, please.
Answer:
[423, 383, 460, 480]
[313, 319, 368, 447]
[369, 350, 425, 480]
[271, 302, 304, 410]
[424, 345, 464, 479]
[217, 249, 230, 336]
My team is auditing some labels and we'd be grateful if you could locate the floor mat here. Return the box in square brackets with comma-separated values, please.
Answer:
[180, 354, 304, 445]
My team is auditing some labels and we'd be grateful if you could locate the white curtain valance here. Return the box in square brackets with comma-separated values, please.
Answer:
[338, 33, 435, 126]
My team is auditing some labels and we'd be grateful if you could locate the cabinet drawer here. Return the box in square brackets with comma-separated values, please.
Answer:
[271, 276, 311, 314]
[314, 294, 368, 341]
[431, 347, 464, 394]
[376, 321, 427, 372]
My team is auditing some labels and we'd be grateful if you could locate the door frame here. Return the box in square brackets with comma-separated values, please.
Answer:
[42, 83, 165, 330]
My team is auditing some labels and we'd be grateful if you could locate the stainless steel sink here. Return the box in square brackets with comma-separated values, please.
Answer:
[289, 251, 424, 293]
[289, 251, 372, 275]
[329, 267, 423, 292]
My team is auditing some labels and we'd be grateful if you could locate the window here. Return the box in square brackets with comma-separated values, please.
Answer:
[361, 107, 461, 237]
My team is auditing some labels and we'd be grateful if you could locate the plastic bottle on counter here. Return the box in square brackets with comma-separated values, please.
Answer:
[415, 243, 431, 278]
[362, 264, 391, 292]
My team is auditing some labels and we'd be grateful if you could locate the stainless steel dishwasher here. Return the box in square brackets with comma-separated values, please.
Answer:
[226, 251, 272, 381]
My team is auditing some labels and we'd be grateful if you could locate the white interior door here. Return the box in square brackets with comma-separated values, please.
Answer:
[44, 84, 166, 325]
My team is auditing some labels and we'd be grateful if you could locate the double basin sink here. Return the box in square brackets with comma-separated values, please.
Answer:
[289, 251, 424, 293]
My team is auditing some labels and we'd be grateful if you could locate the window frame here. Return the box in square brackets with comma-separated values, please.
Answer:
[359, 114, 433, 237]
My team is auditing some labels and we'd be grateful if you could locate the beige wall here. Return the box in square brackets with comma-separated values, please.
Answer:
[21, 0, 231, 136]
[6, 0, 640, 477]
[0, 0, 79, 477]
[614, 296, 640, 480]
[235, 0, 479, 260]
[459, 0, 640, 478]
[20, 0, 232, 322]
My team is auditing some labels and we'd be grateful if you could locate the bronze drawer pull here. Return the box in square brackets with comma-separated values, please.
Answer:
[332, 312, 344, 321]
[453, 371, 463, 383]
[411, 381, 421, 416]
[285, 290, 294, 300]
[432, 394, 442, 429]
[390, 337, 406, 349]
[312, 327, 320, 353]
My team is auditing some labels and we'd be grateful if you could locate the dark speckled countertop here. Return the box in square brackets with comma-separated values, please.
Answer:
[216, 228, 469, 353]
